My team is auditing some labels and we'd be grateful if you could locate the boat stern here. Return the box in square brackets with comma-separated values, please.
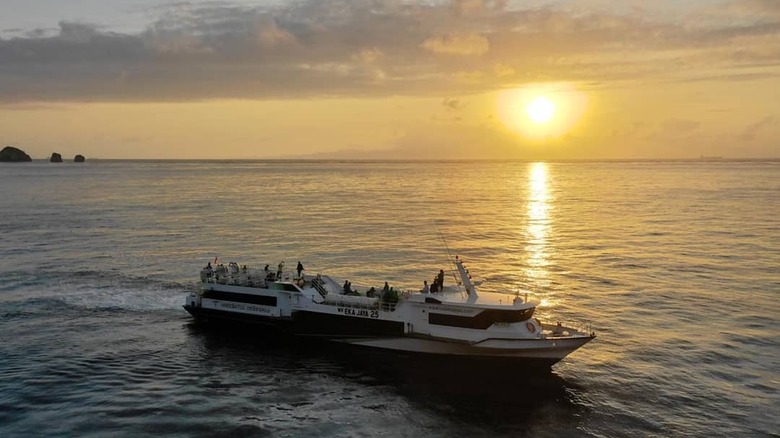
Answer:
[183, 291, 202, 315]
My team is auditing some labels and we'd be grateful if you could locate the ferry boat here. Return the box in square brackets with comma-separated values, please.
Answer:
[184, 257, 595, 368]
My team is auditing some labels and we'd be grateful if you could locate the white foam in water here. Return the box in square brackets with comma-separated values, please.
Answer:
[60, 285, 186, 311]
[30, 271, 190, 312]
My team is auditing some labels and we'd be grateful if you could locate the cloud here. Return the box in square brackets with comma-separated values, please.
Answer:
[442, 97, 462, 110]
[642, 118, 702, 142]
[662, 118, 701, 135]
[253, 17, 297, 48]
[420, 33, 489, 56]
[450, 0, 507, 17]
[352, 47, 383, 63]
[739, 115, 776, 141]
[58, 22, 102, 43]
[0, 0, 779, 103]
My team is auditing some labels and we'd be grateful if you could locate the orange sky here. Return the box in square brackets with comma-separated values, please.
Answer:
[0, 0, 778, 159]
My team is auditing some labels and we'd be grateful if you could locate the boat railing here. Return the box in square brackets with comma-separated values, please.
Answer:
[323, 294, 380, 308]
[380, 301, 398, 312]
[319, 294, 400, 312]
[541, 320, 594, 338]
[311, 277, 328, 297]
[201, 268, 272, 288]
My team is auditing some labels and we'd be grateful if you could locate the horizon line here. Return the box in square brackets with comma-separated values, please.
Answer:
[6, 157, 780, 163]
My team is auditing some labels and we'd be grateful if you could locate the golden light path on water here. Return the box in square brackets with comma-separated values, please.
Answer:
[525, 162, 553, 309]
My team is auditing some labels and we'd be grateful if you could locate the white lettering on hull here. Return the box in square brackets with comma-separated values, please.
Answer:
[425, 305, 478, 315]
[204, 299, 275, 316]
[336, 307, 380, 318]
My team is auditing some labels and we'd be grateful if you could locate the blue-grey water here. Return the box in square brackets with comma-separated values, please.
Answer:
[1, 160, 778, 437]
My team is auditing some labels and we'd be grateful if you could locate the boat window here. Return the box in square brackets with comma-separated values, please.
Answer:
[202, 290, 278, 307]
[428, 307, 535, 329]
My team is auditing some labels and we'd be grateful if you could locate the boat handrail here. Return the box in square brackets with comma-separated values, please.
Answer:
[323, 294, 380, 308]
[540, 320, 594, 338]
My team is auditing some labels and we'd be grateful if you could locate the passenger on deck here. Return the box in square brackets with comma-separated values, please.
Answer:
[297, 261, 304, 278]
[421, 280, 429, 293]
[264, 264, 269, 272]
[366, 287, 376, 298]
[436, 269, 445, 291]
[277, 261, 285, 279]
[430, 279, 439, 293]
[383, 282, 389, 294]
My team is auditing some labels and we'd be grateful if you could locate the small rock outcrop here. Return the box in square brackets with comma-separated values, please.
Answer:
[50, 152, 63, 162]
[74, 154, 86, 163]
[0, 146, 32, 162]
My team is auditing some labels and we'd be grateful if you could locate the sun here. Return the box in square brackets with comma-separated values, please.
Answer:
[526, 96, 555, 124]
[495, 83, 587, 141]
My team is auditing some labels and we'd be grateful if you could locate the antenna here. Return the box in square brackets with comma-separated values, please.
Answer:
[438, 231, 455, 265]
[438, 231, 463, 290]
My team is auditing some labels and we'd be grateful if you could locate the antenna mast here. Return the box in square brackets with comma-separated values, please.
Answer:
[438, 231, 465, 290]
[438, 231, 455, 266]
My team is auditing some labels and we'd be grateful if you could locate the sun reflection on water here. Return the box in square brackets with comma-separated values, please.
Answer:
[525, 162, 552, 292]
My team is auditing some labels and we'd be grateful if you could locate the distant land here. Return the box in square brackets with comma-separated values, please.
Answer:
[0, 146, 85, 162]
[4, 143, 780, 163]
[0, 146, 32, 162]
[35, 157, 780, 164]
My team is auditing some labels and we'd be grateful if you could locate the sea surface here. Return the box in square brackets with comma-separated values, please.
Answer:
[0, 159, 778, 437]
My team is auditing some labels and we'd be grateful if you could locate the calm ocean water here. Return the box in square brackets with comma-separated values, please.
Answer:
[0, 160, 778, 437]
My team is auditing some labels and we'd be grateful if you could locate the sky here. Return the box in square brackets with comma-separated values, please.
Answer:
[0, 0, 778, 159]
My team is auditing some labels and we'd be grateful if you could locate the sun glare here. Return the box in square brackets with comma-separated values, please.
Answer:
[526, 97, 555, 124]
[496, 83, 587, 141]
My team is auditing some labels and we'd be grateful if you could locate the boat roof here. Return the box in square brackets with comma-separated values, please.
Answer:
[406, 291, 537, 310]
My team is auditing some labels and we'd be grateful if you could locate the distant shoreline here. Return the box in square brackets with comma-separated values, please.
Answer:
[2, 157, 780, 166]
[6, 157, 778, 163]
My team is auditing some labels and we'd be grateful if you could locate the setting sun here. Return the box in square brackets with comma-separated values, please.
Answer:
[526, 97, 555, 124]
[496, 83, 588, 142]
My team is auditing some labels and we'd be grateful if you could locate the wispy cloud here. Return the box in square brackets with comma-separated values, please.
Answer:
[739, 115, 776, 141]
[0, 0, 778, 103]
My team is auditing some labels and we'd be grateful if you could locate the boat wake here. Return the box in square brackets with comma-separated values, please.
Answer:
[0, 268, 193, 312]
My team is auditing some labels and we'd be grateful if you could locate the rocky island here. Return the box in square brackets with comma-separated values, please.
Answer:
[50, 152, 63, 162]
[0, 146, 32, 162]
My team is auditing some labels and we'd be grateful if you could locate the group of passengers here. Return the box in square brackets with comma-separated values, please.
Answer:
[203, 259, 447, 298]
[421, 269, 445, 293]
[203, 259, 306, 283]
[256, 260, 305, 282]
[202, 261, 236, 283]
[340, 281, 396, 302]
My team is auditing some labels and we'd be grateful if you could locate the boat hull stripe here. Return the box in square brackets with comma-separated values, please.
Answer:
[202, 290, 278, 307]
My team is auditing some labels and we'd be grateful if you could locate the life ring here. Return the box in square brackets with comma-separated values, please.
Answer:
[526, 322, 536, 333]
